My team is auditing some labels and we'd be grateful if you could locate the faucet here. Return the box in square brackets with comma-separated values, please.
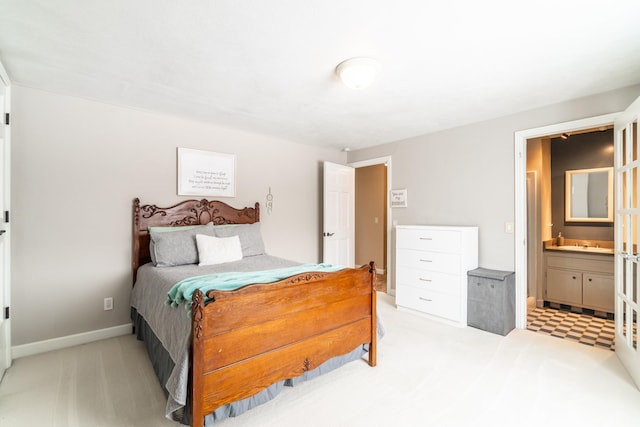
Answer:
[582, 242, 590, 248]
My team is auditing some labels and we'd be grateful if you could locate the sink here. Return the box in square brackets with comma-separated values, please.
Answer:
[555, 245, 614, 254]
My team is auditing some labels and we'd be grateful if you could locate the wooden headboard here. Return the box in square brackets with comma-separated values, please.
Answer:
[132, 198, 260, 285]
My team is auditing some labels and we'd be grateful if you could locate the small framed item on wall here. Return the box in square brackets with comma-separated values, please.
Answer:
[390, 189, 407, 208]
[177, 148, 236, 197]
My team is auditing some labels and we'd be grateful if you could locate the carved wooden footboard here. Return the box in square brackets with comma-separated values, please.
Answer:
[132, 198, 377, 427]
[190, 264, 377, 427]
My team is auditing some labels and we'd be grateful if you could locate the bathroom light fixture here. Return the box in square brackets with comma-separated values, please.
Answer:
[335, 57, 380, 90]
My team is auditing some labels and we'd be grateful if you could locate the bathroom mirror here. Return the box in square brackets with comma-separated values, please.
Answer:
[565, 167, 613, 223]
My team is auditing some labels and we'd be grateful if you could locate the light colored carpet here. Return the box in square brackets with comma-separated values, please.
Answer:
[1, 293, 639, 426]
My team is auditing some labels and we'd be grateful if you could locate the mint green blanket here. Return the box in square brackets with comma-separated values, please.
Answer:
[167, 263, 345, 310]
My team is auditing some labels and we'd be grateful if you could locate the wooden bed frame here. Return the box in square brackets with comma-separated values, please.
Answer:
[132, 198, 377, 427]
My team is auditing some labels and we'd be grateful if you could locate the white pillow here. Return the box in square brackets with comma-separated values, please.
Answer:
[196, 234, 243, 266]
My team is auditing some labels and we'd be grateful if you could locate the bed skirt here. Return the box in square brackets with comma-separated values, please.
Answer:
[131, 308, 369, 425]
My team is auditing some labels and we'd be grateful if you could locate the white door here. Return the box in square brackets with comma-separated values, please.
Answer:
[323, 162, 355, 267]
[0, 63, 10, 380]
[614, 95, 640, 388]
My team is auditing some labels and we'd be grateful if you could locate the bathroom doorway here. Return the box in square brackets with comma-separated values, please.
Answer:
[515, 113, 618, 327]
[525, 127, 616, 350]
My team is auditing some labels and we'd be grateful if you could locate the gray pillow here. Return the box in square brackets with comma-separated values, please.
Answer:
[150, 222, 216, 267]
[213, 222, 265, 257]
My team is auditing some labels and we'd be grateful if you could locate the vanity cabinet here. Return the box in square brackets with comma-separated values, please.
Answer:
[546, 268, 582, 306]
[395, 225, 478, 327]
[544, 251, 614, 312]
[582, 273, 615, 311]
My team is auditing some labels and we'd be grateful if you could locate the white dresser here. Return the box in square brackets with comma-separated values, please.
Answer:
[395, 225, 478, 327]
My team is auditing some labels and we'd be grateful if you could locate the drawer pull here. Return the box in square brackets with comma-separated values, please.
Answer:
[419, 237, 433, 241]
[419, 278, 432, 282]
[419, 259, 433, 263]
[418, 297, 433, 302]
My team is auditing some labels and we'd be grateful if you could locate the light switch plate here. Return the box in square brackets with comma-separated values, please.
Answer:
[505, 222, 514, 234]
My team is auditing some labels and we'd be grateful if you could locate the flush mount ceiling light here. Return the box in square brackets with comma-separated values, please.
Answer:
[335, 57, 380, 90]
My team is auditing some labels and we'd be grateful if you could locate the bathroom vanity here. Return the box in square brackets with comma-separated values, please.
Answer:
[544, 245, 614, 313]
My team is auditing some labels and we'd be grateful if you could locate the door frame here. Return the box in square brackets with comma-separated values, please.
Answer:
[349, 156, 393, 295]
[526, 171, 541, 305]
[514, 113, 619, 329]
[0, 60, 11, 378]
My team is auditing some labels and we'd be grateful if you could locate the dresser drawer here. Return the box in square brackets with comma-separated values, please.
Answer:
[396, 248, 461, 274]
[396, 267, 461, 295]
[397, 228, 462, 253]
[396, 286, 460, 321]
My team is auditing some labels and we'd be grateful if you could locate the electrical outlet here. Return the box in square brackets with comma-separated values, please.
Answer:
[104, 297, 113, 311]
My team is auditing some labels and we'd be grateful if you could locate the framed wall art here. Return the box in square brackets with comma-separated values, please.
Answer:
[177, 148, 236, 197]
[390, 189, 408, 208]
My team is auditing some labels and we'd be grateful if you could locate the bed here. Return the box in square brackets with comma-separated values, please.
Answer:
[130, 198, 378, 427]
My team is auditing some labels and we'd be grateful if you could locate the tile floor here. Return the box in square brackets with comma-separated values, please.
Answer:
[527, 304, 621, 351]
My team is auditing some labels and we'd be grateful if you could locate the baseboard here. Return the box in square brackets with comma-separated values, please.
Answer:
[12, 323, 132, 359]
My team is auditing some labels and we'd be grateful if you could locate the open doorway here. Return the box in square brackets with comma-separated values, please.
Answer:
[350, 157, 393, 295]
[514, 113, 618, 331]
[525, 127, 616, 351]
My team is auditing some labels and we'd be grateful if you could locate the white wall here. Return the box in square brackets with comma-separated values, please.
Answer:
[349, 85, 640, 278]
[11, 86, 345, 346]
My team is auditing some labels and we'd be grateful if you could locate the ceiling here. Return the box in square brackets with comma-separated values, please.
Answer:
[1, 0, 640, 151]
